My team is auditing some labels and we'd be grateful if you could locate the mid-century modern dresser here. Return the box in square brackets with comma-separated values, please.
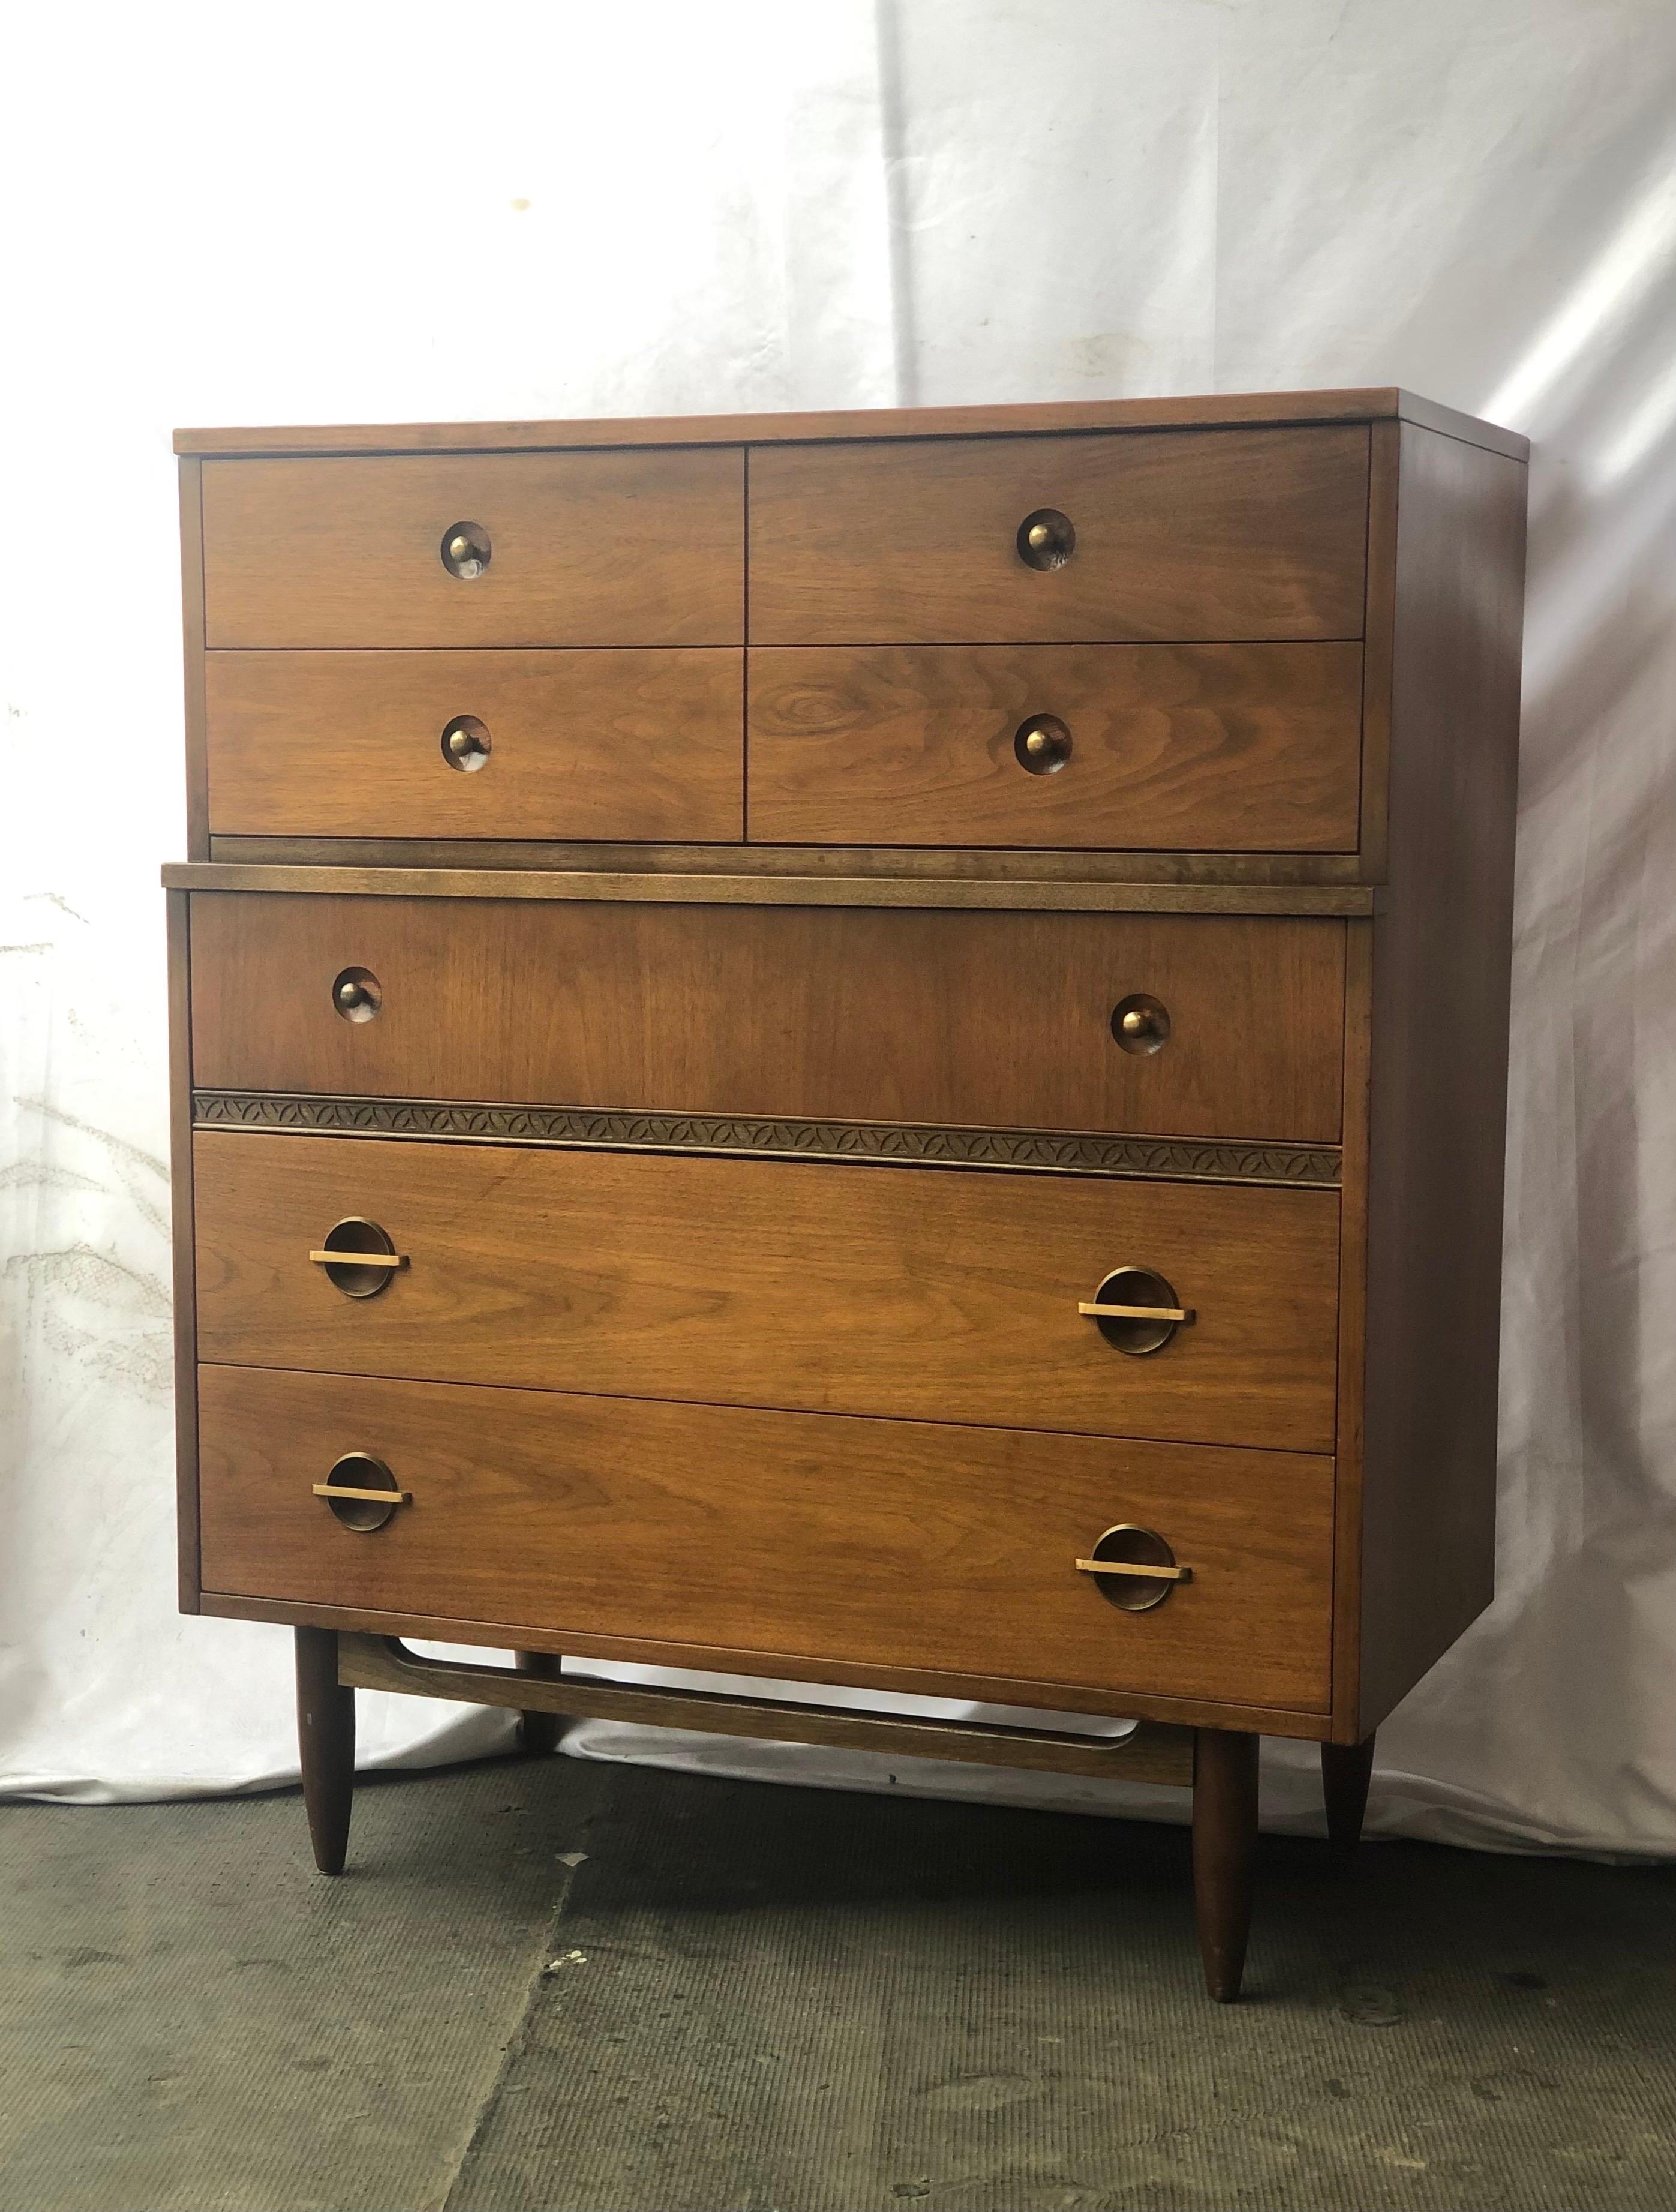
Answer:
[166, 391, 1527, 2000]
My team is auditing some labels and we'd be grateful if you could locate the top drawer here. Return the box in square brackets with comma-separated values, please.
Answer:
[747, 428, 1368, 645]
[200, 450, 745, 649]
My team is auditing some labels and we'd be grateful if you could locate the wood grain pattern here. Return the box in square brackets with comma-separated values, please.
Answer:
[191, 1133, 1341, 1451]
[1192, 1730, 1260, 2000]
[187, 893, 1347, 1143]
[749, 429, 1369, 645]
[202, 1589, 1335, 1738]
[205, 835, 1374, 886]
[197, 1365, 1335, 1713]
[200, 449, 744, 648]
[167, 890, 200, 1610]
[748, 643, 1363, 851]
[1330, 919, 1373, 1741]
[1353, 424, 1527, 1731]
[172, 388, 1528, 461]
[203, 649, 743, 841]
[179, 460, 210, 861]
[166, 862, 1376, 916]
[341, 1635, 1197, 1785]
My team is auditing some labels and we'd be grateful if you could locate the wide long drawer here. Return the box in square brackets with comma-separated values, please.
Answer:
[200, 449, 744, 648]
[204, 650, 744, 841]
[197, 1365, 1335, 1713]
[747, 428, 1369, 645]
[193, 1134, 1339, 1451]
[187, 895, 1347, 1143]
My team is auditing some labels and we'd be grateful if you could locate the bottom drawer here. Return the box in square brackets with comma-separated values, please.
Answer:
[198, 1365, 1333, 1713]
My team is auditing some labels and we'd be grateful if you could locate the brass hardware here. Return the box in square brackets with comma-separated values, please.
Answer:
[1016, 508, 1076, 570]
[441, 715, 492, 772]
[313, 1217, 405, 1299]
[440, 521, 492, 579]
[331, 966, 382, 1022]
[316, 1454, 407, 1532]
[1014, 714, 1073, 775]
[1074, 1557, 1190, 1582]
[1112, 992, 1170, 1055]
[1077, 1300, 1193, 1323]
[1083, 1267, 1191, 1354]
[1077, 1524, 1188, 1611]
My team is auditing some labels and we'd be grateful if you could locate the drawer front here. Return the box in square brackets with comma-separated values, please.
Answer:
[748, 643, 1363, 851]
[747, 429, 1368, 645]
[200, 450, 744, 648]
[198, 1365, 1335, 1713]
[204, 650, 743, 841]
[194, 1134, 1340, 1451]
[189, 895, 1346, 1144]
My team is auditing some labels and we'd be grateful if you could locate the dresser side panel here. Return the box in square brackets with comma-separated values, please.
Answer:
[167, 891, 201, 1608]
[1356, 423, 1527, 1731]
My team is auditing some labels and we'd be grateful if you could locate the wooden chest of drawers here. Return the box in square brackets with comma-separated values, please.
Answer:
[166, 390, 1527, 2000]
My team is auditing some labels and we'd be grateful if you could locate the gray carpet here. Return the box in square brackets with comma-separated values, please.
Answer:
[1, 1755, 1673, 2211]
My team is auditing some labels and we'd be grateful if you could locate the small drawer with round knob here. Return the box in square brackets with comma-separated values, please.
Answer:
[202, 648, 744, 840]
[747, 641, 1363, 852]
[748, 427, 1368, 645]
[200, 448, 744, 648]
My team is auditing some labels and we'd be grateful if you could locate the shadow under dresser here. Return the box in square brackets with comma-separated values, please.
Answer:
[165, 389, 1528, 2000]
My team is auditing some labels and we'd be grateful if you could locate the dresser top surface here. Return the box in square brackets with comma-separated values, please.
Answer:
[173, 388, 1527, 463]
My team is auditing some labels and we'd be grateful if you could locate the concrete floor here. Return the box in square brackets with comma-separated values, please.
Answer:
[1, 1755, 1673, 2212]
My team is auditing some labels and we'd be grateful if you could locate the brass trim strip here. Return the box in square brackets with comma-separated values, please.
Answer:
[191, 1090, 1343, 1188]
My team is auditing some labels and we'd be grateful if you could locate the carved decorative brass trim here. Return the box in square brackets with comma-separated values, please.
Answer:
[191, 1089, 1341, 1187]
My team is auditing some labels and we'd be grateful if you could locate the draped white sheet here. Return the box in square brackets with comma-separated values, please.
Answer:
[3, 0, 1672, 1853]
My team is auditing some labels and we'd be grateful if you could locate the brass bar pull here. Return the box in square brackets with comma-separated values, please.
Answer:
[1076, 1557, 1192, 1583]
[313, 1482, 413, 1506]
[309, 1250, 408, 1271]
[1077, 1300, 1193, 1323]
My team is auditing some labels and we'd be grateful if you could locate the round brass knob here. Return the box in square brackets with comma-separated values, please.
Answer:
[440, 521, 492, 579]
[331, 966, 382, 1023]
[1016, 508, 1076, 571]
[441, 715, 492, 772]
[1014, 714, 1073, 775]
[1110, 992, 1170, 1055]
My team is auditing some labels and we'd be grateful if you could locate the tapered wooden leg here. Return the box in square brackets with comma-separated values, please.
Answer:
[515, 1650, 569, 1756]
[295, 1628, 355, 1874]
[1192, 1729, 1260, 2001]
[1321, 1733, 1376, 1857]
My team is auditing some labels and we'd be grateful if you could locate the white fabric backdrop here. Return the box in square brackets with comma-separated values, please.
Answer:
[2, 0, 1672, 1853]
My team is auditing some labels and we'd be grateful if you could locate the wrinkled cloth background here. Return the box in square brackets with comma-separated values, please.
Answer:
[2, 0, 1672, 1854]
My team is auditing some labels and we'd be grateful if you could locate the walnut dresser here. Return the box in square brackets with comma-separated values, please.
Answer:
[165, 391, 1527, 2001]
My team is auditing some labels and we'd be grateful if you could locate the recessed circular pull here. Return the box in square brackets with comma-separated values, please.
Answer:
[332, 966, 382, 1023]
[1111, 992, 1170, 1055]
[1082, 1266, 1190, 1356]
[440, 521, 492, 579]
[1017, 508, 1076, 570]
[314, 1217, 401, 1299]
[316, 1453, 406, 1533]
[1076, 1524, 1188, 1613]
[441, 715, 492, 772]
[1015, 714, 1073, 775]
